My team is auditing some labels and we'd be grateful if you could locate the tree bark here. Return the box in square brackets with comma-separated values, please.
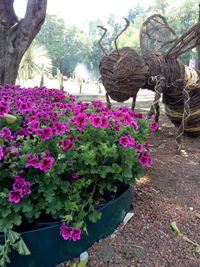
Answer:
[0, 0, 47, 85]
[197, 3, 200, 69]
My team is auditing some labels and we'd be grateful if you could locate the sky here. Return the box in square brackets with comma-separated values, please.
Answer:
[14, 0, 152, 25]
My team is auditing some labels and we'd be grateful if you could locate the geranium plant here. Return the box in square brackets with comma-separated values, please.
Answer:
[0, 84, 157, 265]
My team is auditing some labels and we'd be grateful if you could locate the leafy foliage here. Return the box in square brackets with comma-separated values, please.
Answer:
[0, 84, 155, 262]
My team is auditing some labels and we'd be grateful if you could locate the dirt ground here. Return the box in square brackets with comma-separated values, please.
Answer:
[59, 101, 200, 267]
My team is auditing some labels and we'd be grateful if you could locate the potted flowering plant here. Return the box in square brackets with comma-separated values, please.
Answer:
[0, 84, 157, 266]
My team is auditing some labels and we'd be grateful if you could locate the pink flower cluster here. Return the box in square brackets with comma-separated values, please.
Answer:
[138, 151, 153, 166]
[9, 175, 31, 203]
[26, 152, 54, 172]
[119, 135, 152, 166]
[119, 135, 135, 147]
[60, 222, 82, 241]
[0, 146, 4, 160]
[0, 84, 155, 242]
[0, 127, 12, 139]
[150, 121, 159, 131]
[0, 102, 10, 117]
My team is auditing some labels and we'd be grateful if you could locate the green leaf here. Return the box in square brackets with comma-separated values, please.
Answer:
[196, 246, 200, 254]
[62, 214, 73, 222]
[7, 230, 20, 244]
[171, 221, 182, 236]
[12, 238, 31, 256]
[88, 209, 102, 223]
[77, 259, 88, 267]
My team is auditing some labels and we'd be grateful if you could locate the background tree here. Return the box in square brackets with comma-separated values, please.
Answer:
[18, 41, 52, 81]
[0, 0, 47, 85]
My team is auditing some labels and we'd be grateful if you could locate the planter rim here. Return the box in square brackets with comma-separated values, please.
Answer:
[0, 185, 131, 236]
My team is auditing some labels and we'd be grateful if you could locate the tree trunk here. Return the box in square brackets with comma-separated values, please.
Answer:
[197, 3, 200, 69]
[0, 0, 47, 85]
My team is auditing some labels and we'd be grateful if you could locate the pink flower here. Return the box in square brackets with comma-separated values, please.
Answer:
[119, 135, 135, 147]
[9, 190, 23, 203]
[136, 143, 143, 152]
[60, 223, 73, 240]
[138, 152, 153, 166]
[135, 113, 143, 119]
[53, 121, 70, 135]
[90, 115, 102, 127]
[28, 120, 40, 130]
[150, 121, 159, 131]
[71, 228, 82, 241]
[13, 178, 31, 195]
[71, 170, 79, 179]
[0, 127, 12, 138]
[60, 223, 82, 241]
[119, 136, 129, 147]
[23, 181, 31, 195]
[26, 153, 40, 168]
[39, 156, 54, 172]
[0, 146, 4, 160]
[127, 135, 135, 146]
[43, 127, 53, 140]
[36, 127, 53, 140]
[101, 116, 110, 128]
[144, 142, 150, 151]
[91, 100, 104, 108]
[70, 113, 87, 130]
[44, 150, 51, 156]
[131, 120, 139, 130]
[0, 103, 9, 117]
[61, 138, 73, 151]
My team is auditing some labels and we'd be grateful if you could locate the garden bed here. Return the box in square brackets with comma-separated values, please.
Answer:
[63, 103, 200, 266]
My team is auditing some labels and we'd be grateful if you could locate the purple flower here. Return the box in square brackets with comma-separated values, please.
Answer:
[119, 135, 135, 147]
[100, 116, 110, 128]
[127, 135, 135, 146]
[0, 127, 12, 138]
[28, 120, 40, 130]
[43, 127, 53, 140]
[61, 138, 73, 151]
[136, 143, 143, 152]
[0, 146, 4, 160]
[138, 152, 153, 166]
[9, 190, 23, 203]
[36, 127, 53, 140]
[0, 103, 9, 117]
[135, 113, 143, 119]
[71, 228, 82, 241]
[144, 142, 150, 151]
[53, 121, 70, 135]
[71, 170, 79, 179]
[60, 223, 73, 240]
[70, 113, 87, 130]
[39, 156, 54, 172]
[119, 136, 129, 147]
[90, 115, 102, 127]
[23, 181, 31, 195]
[91, 100, 104, 108]
[26, 153, 40, 168]
[150, 121, 159, 131]
[60, 223, 82, 241]
[13, 178, 31, 195]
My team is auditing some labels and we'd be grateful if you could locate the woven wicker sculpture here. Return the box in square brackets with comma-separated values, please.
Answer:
[98, 14, 200, 152]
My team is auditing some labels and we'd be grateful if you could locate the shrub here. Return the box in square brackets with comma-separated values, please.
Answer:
[0, 84, 157, 264]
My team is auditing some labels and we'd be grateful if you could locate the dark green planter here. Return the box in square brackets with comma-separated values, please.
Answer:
[0, 185, 133, 267]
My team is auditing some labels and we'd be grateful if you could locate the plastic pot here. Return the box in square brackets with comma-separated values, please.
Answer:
[0, 184, 133, 267]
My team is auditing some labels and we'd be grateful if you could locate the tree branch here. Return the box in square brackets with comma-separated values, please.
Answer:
[15, 0, 47, 54]
[0, 0, 18, 27]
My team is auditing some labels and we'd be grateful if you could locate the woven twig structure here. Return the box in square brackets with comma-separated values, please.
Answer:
[98, 14, 200, 152]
